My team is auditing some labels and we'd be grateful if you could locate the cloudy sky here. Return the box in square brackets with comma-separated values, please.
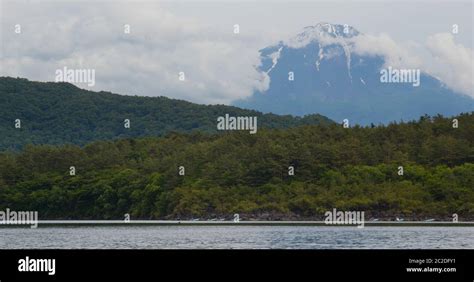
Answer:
[1, 0, 473, 103]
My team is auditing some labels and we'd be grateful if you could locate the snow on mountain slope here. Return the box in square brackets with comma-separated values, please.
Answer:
[234, 23, 473, 125]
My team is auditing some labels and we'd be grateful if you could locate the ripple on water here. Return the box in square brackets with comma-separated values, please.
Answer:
[0, 226, 473, 249]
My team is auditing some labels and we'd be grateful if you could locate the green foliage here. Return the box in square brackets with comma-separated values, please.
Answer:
[0, 112, 473, 220]
[0, 77, 333, 150]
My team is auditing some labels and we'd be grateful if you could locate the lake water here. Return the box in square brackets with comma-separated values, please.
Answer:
[1, 226, 473, 249]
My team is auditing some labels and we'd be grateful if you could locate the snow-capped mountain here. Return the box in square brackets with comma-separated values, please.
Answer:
[234, 23, 473, 125]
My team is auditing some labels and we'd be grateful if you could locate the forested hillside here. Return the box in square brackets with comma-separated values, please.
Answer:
[0, 77, 333, 150]
[0, 113, 472, 220]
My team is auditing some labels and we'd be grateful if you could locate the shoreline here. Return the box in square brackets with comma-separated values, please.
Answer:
[2, 220, 474, 227]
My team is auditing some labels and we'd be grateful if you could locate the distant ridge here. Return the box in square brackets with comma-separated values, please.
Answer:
[0, 77, 333, 150]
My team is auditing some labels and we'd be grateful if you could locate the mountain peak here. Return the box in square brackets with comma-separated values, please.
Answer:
[286, 22, 359, 48]
[302, 23, 360, 38]
[235, 23, 474, 125]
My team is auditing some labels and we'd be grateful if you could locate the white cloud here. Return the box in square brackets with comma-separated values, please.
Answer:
[282, 24, 422, 70]
[426, 33, 474, 98]
[1, 1, 472, 102]
[0, 1, 268, 104]
[280, 25, 473, 98]
[351, 34, 423, 69]
[351, 32, 473, 97]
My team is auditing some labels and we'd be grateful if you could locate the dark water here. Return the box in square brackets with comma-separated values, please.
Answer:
[1, 226, 473, 249]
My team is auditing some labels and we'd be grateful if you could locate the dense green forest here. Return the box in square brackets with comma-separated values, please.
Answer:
[0, 112, 473, 220]
[0, 77, 332, 150]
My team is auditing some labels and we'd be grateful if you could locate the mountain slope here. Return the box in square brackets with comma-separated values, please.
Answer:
[0, 77, 333, 150]
[234, 23, 474, 125]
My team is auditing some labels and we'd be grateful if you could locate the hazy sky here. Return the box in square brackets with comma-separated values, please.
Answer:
[160, 0, 473, 47]
[1, 0, 473, 103]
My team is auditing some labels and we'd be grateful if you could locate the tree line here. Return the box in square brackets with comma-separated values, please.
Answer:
[0, 112, 472, 220]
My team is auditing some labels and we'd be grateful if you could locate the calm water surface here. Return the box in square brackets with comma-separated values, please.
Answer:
[1, 226, 473, 249]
